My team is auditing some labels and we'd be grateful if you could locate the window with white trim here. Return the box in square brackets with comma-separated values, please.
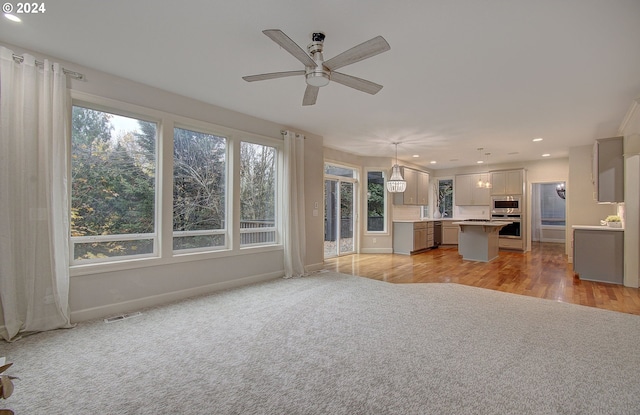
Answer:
[366, 170, 386, 232]
[173, 127, 227, 252]
[240, 141, 278, 246]
[70, 105, 158, 263]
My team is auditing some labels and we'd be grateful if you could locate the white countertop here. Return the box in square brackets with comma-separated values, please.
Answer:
[453, 221, 512, 226]
[393, 218, 477, 223]
[572, 225, 624, 232]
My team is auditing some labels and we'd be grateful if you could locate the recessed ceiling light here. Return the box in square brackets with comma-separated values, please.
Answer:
[430, 160, 437, 164]
[542, 153, 551, 157]
[533, 138, 543, 142]
[412, 154, 420, 158]
[4, 13, 21, 22]
[477, 160, 484, 164]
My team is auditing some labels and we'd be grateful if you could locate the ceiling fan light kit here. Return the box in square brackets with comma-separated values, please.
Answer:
[243, 29, 390, 106]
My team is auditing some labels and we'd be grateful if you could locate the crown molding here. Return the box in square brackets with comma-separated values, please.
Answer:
[619, 97, 640, 135]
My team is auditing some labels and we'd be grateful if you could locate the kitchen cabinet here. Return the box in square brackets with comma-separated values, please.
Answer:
[490, 169, 524, 195]
[393, 168, 429, 205]
[455, 173, 490, 206]
[593, 137, 624, 203]
[573, 227, 623, 284]
[442, 221, 459, 245]
[417, 171, 429, 205]
[393, 221, 436, 254]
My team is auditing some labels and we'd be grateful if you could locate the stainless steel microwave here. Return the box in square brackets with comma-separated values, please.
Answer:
[492, 196, 521, 214]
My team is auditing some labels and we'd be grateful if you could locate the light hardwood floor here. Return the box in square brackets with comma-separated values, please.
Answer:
[322, 242, 640, 315]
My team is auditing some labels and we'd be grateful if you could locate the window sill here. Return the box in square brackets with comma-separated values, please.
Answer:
[70, 244, 284, 277]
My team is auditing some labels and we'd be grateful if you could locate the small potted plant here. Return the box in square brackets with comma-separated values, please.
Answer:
[605, 215, 622, 228]
[0, 362, 17, 415]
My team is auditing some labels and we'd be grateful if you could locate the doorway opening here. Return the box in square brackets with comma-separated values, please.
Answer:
[531, 182, 566, 243]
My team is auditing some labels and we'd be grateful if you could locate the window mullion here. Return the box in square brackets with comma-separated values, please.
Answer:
[160, 118, 174, 258]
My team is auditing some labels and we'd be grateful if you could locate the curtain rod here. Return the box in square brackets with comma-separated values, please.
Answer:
[280, 130, 306, 138]
[12, 54, 85, 80]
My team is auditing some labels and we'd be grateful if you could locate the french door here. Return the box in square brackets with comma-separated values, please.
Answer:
[324, 177, 356, 258]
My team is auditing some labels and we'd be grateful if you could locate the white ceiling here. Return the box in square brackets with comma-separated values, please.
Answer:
[2, 0, 640, 169]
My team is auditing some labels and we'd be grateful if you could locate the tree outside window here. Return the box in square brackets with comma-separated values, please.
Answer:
[438, 179, 453, 218]
[71, 106, 157, 261]
[240, 142, 277, 246]
[173, 127, 227, 251]
[367, 171, 385, 232]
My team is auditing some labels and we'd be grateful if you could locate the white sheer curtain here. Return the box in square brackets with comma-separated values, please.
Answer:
[282, 131, 307, 278]
[0, 46, 73, 341]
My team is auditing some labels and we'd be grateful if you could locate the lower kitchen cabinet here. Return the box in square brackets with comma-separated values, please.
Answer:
[393, 221, 436, 254]
[573, 228, 624, 284]
[442, 221, 459, 245]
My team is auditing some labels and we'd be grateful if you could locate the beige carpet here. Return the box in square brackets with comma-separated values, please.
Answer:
[2, 271, 640, 414]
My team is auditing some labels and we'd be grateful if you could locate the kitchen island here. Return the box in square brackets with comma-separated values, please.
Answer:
[453, 221, 511, 262]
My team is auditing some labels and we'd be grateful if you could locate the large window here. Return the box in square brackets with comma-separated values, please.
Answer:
[366, 171, 385, 232]
[70, 105, 157, 262]
[70, 98, 283, 267]
[173, 127, 227, 252]
[240, 141, 277, 246]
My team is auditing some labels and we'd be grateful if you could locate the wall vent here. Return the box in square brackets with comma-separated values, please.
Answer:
[104, 311, 142, 323]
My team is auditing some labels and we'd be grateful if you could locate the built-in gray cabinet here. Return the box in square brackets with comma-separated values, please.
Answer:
[393, 167, 429, 205]
[573, 228, 623, 284]
[490, 169, 524, 195]
[393, 221, 435, 254]
[455, 173, 490, 206]
[593, 137, 624, 203]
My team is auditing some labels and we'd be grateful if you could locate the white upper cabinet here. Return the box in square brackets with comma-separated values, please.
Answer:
[393, 167, 429, 205]
[490, 169, 524, 195]
[455, 173, 490, 206]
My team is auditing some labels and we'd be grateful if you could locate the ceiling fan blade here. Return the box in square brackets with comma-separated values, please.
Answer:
[242, 70, 305, 82]
[331, 72, 383, 95]
[303, 85, 319, 106]
[263, 29, 317, 68]
[323, 36, 390, 71]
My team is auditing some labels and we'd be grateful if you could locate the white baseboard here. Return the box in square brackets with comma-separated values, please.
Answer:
[306, 262, 324, 272]
[70, 271, 284, 323]
[360, 248, 393, 254]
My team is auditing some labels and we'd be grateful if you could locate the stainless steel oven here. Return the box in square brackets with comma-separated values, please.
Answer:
[491, 214, 521, 239]
[492, 196, 521, 214]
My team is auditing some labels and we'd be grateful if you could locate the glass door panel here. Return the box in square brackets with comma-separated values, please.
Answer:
[324, 178, 356, 258]
[324, 180, 338, 258]
[339, 182, 355, 254]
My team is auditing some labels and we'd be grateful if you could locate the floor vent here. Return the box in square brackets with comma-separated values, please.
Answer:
[104, 311, 142, 323]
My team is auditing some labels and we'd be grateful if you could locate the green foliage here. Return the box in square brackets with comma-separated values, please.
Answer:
[71, 106, 156, 259]
[367, 182, 384, 217]
[71, 107, 278, 258]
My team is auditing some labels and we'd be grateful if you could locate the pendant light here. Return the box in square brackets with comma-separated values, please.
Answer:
[483, 152, 492, 189]
[387, 142, 407, 193]
[475, 148, 492, 189]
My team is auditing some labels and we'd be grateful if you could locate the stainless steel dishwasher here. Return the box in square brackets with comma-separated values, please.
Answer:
[433, 221, 442, 247]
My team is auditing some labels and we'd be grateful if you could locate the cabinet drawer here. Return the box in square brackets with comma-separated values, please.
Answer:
[413, 222, 427, 230]
[499, 238, 523, 250]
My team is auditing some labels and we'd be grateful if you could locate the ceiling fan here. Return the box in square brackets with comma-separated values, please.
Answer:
[243, 30, 390, 106]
